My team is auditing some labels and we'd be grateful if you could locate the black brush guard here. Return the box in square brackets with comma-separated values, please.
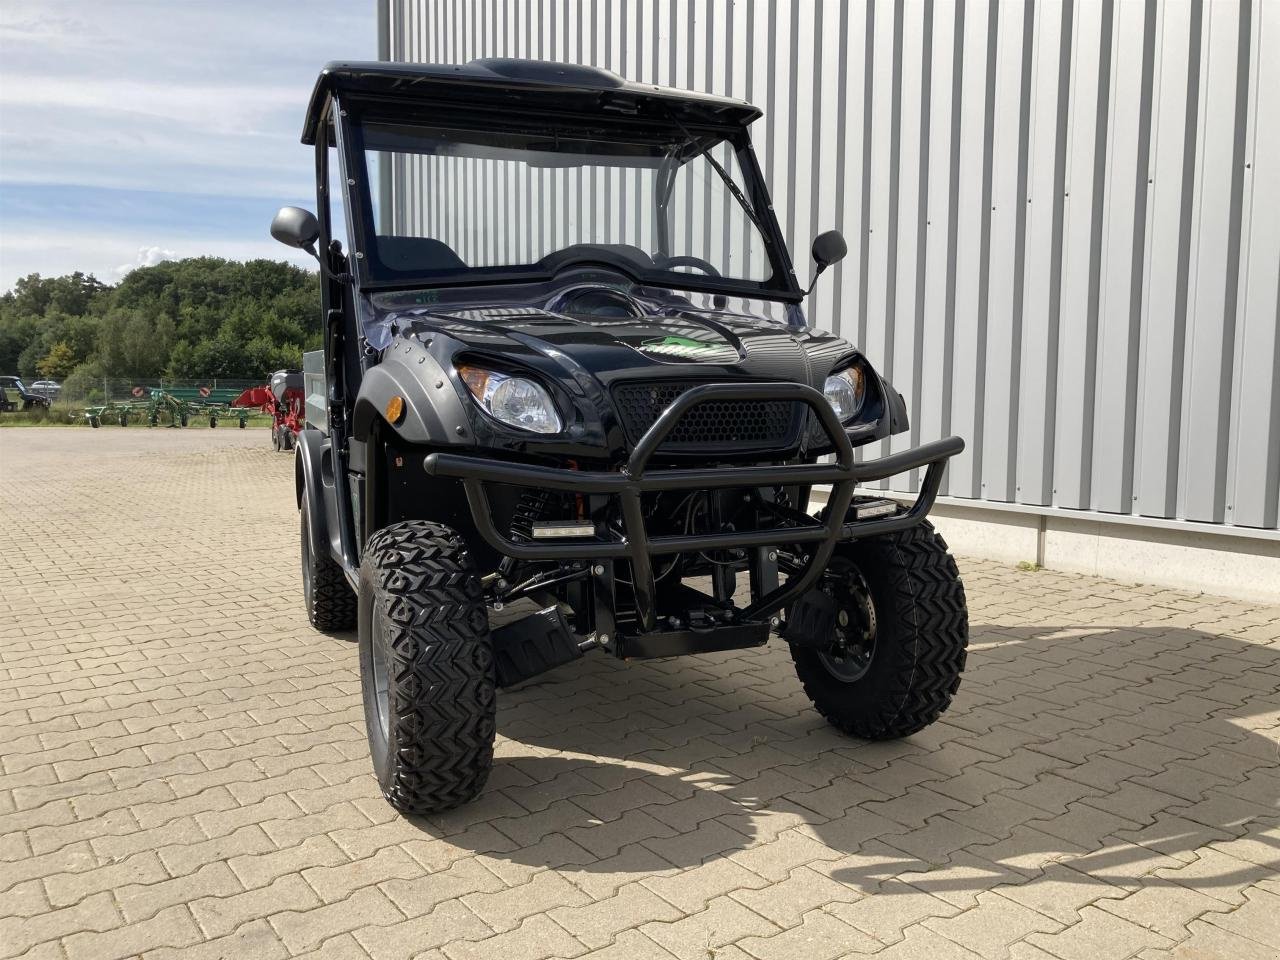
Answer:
[423, 382, 963, 634]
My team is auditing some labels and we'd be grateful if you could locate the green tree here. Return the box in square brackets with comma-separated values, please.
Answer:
[2, 272, 107, 319]
[2, 257, 320, 384]
[0, 313, 40, 373]
[36, 341, 77, 380]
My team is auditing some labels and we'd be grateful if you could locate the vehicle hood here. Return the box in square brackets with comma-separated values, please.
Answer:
[384, 303, 852, 391]
[351, 292, 906, 456]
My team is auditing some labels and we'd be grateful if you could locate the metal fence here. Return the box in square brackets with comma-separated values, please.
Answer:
[46, 379, 263, 405]
[380, 0, 1279, 534]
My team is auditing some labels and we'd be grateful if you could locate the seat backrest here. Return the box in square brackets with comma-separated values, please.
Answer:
[374, 236, 467, 274]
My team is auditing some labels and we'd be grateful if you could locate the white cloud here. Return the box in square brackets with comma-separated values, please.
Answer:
[0, 75, 300, 134]
[1, 227, 315, 289]
[113, 246, 179, 281]
[0, 0, 373, 271]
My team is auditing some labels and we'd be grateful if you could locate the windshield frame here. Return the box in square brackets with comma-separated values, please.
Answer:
[334, 95, 804, 303]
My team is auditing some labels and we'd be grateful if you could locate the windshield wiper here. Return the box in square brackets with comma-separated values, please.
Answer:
[663, 113, 773, 247]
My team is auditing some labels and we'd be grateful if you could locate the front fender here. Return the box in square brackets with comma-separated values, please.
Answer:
[877, 375, 910, 436]
[351, 339, 471, 445]
[294, 428, 345, 571]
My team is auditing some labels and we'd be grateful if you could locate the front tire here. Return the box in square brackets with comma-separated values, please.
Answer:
[358, 521, 495, 814]
[788, 521, 968, 739]
[300, 496, 357, 632]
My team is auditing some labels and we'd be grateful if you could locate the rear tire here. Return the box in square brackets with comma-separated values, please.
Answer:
[300, 496, 357, 632]
[788, 521, 968, 739]
[359, 521, 495, 814]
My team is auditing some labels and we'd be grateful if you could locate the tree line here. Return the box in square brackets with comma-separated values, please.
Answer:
[0, 258, 321, 397]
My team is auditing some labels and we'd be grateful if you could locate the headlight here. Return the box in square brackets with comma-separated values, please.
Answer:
[456, 364, 562, 434]
[823, 366, 866, 422]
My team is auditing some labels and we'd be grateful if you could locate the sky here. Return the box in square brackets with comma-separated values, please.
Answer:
[0, 1, 373, 291]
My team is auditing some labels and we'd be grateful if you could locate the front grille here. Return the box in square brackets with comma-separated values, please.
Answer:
[612, 382, 799, 452]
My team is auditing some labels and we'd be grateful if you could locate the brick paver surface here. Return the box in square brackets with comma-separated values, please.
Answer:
[1, 427, 1277, 960]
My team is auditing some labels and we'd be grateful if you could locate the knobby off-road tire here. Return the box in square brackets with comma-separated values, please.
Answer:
[790, 520, 968, 739]
[300, 496, 357, 632]
[358, 521, 496, 814]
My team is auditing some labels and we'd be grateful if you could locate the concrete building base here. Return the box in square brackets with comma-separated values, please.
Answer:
[813, 490, 1280, 604]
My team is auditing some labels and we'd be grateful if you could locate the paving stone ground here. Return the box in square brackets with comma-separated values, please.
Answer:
[1, 427, 1277, 960]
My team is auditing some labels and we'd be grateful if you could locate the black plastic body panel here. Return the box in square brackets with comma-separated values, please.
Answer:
[491, 606, 583, 687]
[295, 428, 357, 589]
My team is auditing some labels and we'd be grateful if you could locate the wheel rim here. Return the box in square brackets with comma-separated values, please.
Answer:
[816, 562, 878, 682]
[370, 604, 392, 742]
[301, 510, 314, 610]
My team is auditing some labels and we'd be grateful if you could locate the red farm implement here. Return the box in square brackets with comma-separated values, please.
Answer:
[233, 370, 303, 451]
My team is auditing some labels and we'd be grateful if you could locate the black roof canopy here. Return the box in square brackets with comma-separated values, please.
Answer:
[301, 59, 762, 144]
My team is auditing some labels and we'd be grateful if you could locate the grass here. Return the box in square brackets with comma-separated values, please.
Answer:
[0, 403, 84, 426]
[0, 402, 269, 428]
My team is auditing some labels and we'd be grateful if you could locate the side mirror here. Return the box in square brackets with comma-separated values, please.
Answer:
[804, 229, 847, 295]
[811, 229, 848, 269]
[270, 206, 320, 256]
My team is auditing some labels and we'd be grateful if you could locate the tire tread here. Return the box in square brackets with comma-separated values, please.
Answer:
[303, 499, 357, 632]
[792, 521, 968, 739]
[361, 521, 495, 815]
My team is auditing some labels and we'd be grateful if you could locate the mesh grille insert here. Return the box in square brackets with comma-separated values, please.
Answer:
[612, 382, 798, 451]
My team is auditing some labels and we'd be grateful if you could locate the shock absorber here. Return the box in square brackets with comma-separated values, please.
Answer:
[508, 486, 556, 542]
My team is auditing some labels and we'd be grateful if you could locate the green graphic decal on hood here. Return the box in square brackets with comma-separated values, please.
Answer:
[637, 334, 740, 364]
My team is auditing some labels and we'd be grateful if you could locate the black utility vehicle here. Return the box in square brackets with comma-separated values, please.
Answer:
[0, 377, 52, 412]
[273, 60, 968, 814]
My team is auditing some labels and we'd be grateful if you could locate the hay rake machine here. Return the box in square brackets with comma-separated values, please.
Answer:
[82, 386, 252, 429]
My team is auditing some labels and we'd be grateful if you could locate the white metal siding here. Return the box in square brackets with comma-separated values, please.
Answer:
[383, 0, 1280, 533]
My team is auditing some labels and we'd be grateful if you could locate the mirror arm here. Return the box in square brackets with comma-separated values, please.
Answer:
[802, 262, 829, 297]
[295, 240, 351, 282]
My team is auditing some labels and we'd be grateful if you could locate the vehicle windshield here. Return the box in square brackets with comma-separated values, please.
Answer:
[349, 118, 785, 293]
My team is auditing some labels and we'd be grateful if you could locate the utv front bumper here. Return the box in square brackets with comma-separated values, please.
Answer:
[423, 381, 963, 635]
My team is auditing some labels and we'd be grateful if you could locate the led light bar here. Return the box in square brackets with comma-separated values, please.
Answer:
[851, 500, 898, 520]
[530, 522, 597, 539]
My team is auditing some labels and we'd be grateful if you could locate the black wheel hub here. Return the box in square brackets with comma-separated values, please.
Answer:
[816, 562, 878, 682]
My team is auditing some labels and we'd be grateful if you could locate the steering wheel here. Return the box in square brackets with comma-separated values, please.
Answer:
[654, 254, 722, 277]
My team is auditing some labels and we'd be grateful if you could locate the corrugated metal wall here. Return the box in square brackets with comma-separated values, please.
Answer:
[382, 0, 1280, 533]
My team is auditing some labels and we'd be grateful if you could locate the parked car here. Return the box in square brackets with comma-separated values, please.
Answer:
[0, 376, 52, 411]
[29, 380, 62, 398]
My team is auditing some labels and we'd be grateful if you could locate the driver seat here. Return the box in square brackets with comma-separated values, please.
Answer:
[375, 236, 467, 273]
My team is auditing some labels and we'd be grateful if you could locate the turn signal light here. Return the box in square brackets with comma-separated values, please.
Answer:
[385, 395, 405, 424]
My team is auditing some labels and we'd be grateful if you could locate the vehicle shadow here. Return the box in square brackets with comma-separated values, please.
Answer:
[407, 622, 1279, 898]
